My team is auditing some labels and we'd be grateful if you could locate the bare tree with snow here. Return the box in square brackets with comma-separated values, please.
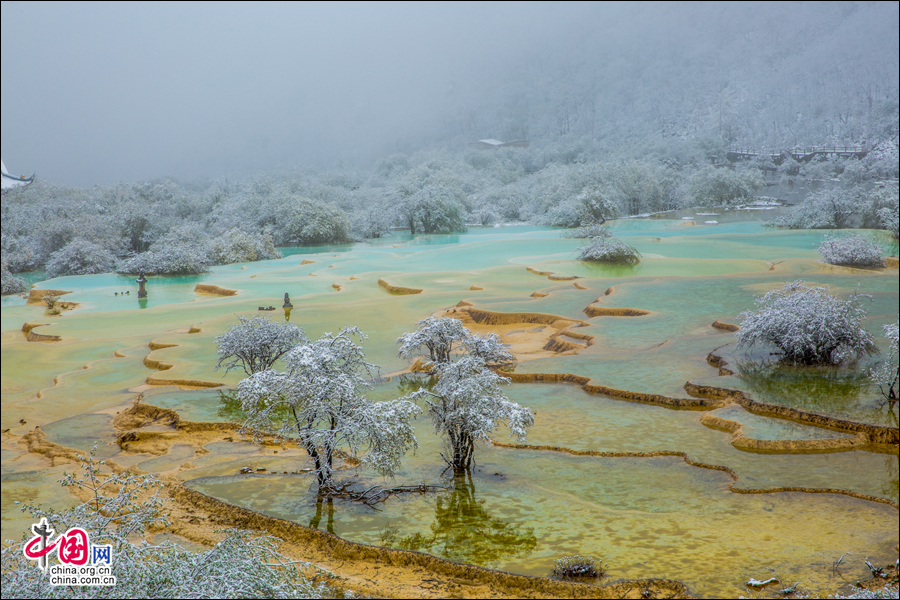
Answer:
[870, 317, 899, 409]
[237, 327, 420, 489]
[215, 315, 307, 375]
[401, 356, 533, 473]
[397, 316, 513, 368]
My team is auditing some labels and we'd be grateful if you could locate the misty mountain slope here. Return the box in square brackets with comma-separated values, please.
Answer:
[1, 2, 897, 186]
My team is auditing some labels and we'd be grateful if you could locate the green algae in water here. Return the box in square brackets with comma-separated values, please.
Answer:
[186, 448, 897, 600]
[41, 414, 120, 460]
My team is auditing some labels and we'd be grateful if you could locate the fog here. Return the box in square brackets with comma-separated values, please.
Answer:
[1, 1, 897, 187]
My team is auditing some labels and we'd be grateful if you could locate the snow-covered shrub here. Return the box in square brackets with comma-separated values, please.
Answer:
[45, 238, 117, 278]
[870, 317, 899, 407]
[118, 225, 212, 275]
[736, 280, 877, 365]
[552, 555, 604, 579]
[215, 315, 307, 375]
[209, 228, 281, 265]
[400, 185, 467, 234]
[401, 356, 533, 473]
[817, 234, 885, 267]
[860, 181, 899, 232]
[117, 245, 210, 275]
[578, 236, 641, 264]
[545, 200, 584, 227]
[878, 206, 900, 239]
[350, 203, 394, 238]
[773, 186, 864, 229]
[562, 223, 613, 239]
[1, 259, 27, 294]
[281, 198, 352, 245]
[689, 165, 764, 207]
[1, 448, 326, 599]
[237, 327, 420, 489]
[0, 235, 40, 273]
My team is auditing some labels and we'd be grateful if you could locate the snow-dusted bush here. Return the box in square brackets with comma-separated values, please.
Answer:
[215, 315, 307, 375]
[281, 198, 352, 245]
[818, 234, 885, 267]
[350, 203, 394, 238]
[774, 186, 864, 229]
[1, 259, 27, 294]
[237, 327, 420, 488]
[117, 246, 210, 275]
[870, 317, 899, 407]
[860, 181, 899, 232]
[118, 224, 212, 275]
[577, 236, 641, 264]
[689, 165, 764, 207]
[1, 448, 326, 599]
[401, 185, 467, 234]
[401, 356, 533, 473]
[397, 316, 513, 367]
[209, 228, 281, 265]
[878, 207, 900, 239]
[562, 223, 613, 239]
[0, 235, 40, 273]
[45, 238, 117, 278]
[736, 280, 877, 365]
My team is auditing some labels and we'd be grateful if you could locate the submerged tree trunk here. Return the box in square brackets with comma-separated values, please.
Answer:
[448, 427, 474, 473]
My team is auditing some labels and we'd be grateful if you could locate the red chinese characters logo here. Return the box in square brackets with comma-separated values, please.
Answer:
[24, 526, 90, 566]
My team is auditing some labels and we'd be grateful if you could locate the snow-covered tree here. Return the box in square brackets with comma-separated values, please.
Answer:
[689, 165, 764, 207]
[237, 327, 420, 489]
[401, 357, 533, 473]
[215, 315, 307, 375]
[1, 447, 326, 599]
[878, 206, 900, 240]
[817, 234, 885, 267]
[1, 258, 27, 295]
[860, 182, 899, 233]
[870, 317, 899, 408]
[281, 198, 352, 245]
[209, 228, 281, 265]
[45, 238, 117, 278]
[736, 280, 877, 365]
[397, 316, 513, 367]
[774, 186, 865, 230]
[117, 245, 210, 276]
[577, 235, 641, 264]
[117, 225, 212, 275]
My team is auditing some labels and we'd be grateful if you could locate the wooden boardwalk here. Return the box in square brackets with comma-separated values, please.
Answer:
[727, 146, 868, 164]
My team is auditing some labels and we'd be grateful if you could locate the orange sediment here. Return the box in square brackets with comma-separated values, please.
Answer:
[378, 278, 423, 295]
[711, 320, 739, 332]
[193, 284, 237, 296]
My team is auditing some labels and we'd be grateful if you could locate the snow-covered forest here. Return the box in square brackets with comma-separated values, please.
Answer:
[2, 2, 899, 291]
[2, 138, 897, 288]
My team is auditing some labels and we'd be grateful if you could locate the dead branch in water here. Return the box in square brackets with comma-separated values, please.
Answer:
[318, 482, 448, 508]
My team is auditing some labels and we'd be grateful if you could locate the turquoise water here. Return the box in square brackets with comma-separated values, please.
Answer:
[2, 217, 897, 598]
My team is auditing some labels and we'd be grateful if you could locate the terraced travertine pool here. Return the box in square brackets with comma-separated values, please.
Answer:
[2, 214, 897, 598]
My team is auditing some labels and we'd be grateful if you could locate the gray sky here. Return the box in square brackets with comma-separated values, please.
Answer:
[4, 2, 897, 188]
[1, 1, 579, 186]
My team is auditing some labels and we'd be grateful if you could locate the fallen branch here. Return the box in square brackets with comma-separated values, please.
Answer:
[319, 482, 448, 507]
